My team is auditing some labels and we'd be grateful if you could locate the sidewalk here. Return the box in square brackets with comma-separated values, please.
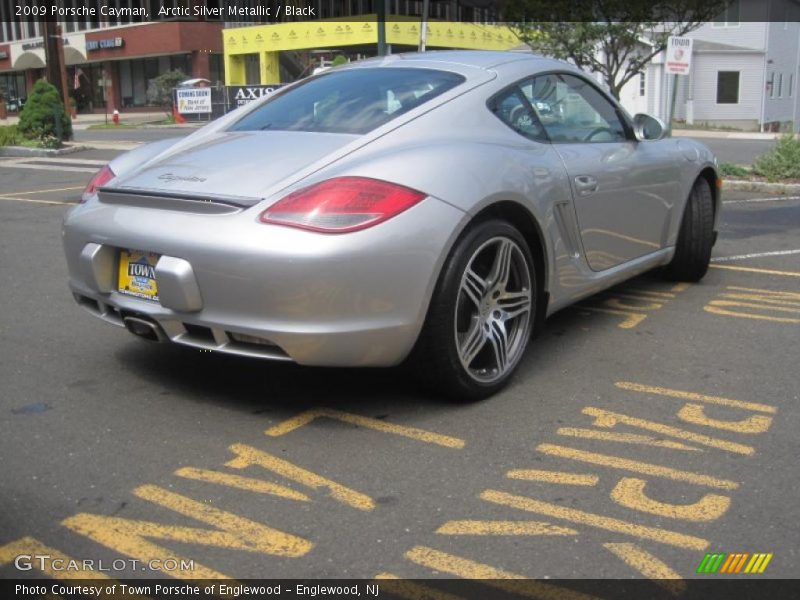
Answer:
[1, 111, 167, 130]
[672, 129, 797, 141]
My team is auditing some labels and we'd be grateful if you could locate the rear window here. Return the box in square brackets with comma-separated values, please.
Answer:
[228, 67, 465, 135]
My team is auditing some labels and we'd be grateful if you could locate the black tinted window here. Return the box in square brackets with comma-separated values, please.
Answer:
[229, 68, 465, 135]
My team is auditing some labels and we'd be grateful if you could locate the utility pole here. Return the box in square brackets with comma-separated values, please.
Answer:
[42, 21, 71, 124]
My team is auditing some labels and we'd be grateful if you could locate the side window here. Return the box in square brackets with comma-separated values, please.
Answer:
[523, 73, 628, 143]
[490, 87, 548, 142]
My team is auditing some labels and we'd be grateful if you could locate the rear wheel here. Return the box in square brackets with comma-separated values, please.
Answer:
[663, 177, 715, 282]
[412, 220, 536, 401]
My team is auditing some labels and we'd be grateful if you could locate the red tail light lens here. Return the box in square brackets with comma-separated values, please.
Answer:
[82, 164, 115, 203]
[260, 177, 427, 233]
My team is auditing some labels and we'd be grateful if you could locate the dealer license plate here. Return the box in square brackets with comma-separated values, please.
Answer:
[118, 249, 160, 301]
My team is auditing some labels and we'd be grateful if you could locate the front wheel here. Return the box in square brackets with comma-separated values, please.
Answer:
[411, 220, 537, 401]
[663, 177, 715, 282]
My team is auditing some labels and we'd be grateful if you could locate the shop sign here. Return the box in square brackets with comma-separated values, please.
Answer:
[226, 85, 284, 109]
[0, 51, 8, 60]
[177, 88, 212, 114]
[86, 37, 124, 51]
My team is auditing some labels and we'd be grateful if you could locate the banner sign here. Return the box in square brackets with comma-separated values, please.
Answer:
[226, 85, 285, 109]
[665, 36, 693, 75]
[176, 88, 212, 114]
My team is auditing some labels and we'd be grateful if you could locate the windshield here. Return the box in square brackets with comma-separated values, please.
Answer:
[228, 67, 465, 135]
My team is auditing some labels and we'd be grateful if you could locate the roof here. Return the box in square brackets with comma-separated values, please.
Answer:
[693, 40, 764, 54]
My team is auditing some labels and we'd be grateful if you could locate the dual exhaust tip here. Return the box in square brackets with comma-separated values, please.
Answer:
[123, 316, 167, 342]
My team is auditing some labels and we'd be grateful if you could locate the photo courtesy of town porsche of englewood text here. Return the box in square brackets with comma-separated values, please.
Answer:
[1, 1, 799, 599]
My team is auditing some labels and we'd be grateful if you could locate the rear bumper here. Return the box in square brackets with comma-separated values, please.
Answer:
[62, 196, 465, 366]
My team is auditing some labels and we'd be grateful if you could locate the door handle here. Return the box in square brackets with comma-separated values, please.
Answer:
[574, 175, 598, 196]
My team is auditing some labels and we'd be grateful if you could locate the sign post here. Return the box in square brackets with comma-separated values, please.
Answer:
[664, 36, 694, 135]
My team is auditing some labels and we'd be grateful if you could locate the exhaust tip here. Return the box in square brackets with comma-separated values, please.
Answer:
[124, 316, 166, 342]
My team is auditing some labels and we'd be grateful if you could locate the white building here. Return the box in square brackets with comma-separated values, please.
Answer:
[617, 0, 800, 132]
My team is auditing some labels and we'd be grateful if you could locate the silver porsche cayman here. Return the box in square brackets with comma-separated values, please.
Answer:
[63, 50, 720, 400]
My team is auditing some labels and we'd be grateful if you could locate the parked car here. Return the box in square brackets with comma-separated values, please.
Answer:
[63, 51, 720, 400]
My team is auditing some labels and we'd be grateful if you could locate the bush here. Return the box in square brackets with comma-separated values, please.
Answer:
[147, 69, 187, 116]
[0, 125, 21, 146]
[753, 135, 800, 182]
[332, 54, 348, 67]
[17, 80, 72, 144]
[718, 163, 750, 178]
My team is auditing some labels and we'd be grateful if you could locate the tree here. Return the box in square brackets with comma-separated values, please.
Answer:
[147, 69, 187, 117]
[17, 79, 72, 145]
[504, 0, 731, 100]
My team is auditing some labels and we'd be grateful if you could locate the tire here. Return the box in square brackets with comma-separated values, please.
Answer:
[411, 219, 537, 401]
[663, 177, 715, 282]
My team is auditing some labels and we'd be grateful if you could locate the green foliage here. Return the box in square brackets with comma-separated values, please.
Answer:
[753, 135, 800, 182]
[147, 69, 187, 115]
[718, 163, 750, 178]
[505, 0, 730, 99]
[332, 54, 348, 67]
[17, 79, 72, 143]
[0, 125, 21, 146]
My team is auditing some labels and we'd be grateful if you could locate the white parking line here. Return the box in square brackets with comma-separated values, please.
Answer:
[712, 249, 800, 263]
[723, 195, 800, 204]
[0, 157, 106, 174]
[0, 196, 72, 206]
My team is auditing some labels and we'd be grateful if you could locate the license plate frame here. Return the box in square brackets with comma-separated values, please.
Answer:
[118, 249, 160, 301]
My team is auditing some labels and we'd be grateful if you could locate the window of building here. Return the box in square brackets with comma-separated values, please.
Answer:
[778, 73, 783, 98]
[717, 71, 740, 104]
[790, 74, 794, 98]
[713, 0, 740, 27]
[639, 71, 646, 97]
[768, 72, 775, 98]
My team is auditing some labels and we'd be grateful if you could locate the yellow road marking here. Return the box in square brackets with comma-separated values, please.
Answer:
[436, 520, 578, 536]
[710, 264, 800, 278]
[603, 543, 686, 596]
[677, 404, 773, 434]
[374, 574, 466, 600]
[0, 185, 84, 197]
[506, 469, 599, 486]
[610, 477, 730, 521]
[615, 381, 777, 414]
[621, 288, 677, 299]
[727, 285, 800, 300]
[537, 443, 739, 490]
[62, 484, 312, 580]
[226, 443, 375, 511]
[758, 553, 773, 573]
[583, 406, 754, 455]
[174, 467, 310, 501]
[404, 546, 600, 600]
[480, 490, 709, 550]
[0, 536, 111, 580]
[556, 427, 702, 452]
[705, 300, 800, 323]
[603, 297, 662, 311]
[574, 305, 648, 329]
[0, 195, 72, 205]
[265, 408, 465, 449]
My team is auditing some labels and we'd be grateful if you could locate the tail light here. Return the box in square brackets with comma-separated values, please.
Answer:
[259, 176, 426, 233]
[82, 164, 115, 203]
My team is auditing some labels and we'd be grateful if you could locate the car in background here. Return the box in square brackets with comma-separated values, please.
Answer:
[63, 51, 720, 400]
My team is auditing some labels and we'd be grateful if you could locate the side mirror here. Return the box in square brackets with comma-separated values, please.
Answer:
[633, 113, 667, 141]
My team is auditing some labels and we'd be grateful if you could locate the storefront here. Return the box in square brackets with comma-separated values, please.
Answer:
[0, 20, 224, 114]
[222, 17, 519, 86]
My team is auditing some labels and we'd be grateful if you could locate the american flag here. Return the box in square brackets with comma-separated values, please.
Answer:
[73, 68, 84, 89]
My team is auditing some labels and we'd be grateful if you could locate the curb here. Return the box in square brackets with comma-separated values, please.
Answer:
[723, 179, 800, 194]
[673, 130, 791, 141]
[0, 144, 89, 157]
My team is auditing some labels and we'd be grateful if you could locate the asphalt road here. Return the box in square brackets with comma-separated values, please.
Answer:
[71, 127, 779, 166]
[1, 150, 799, 594]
